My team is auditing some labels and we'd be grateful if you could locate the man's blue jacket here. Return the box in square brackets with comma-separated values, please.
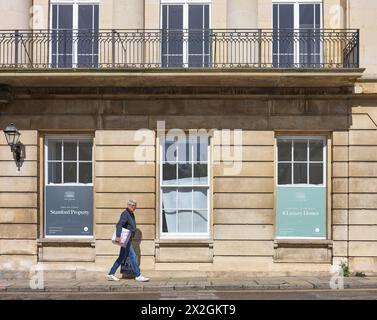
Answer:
[115, 208, 136, 238]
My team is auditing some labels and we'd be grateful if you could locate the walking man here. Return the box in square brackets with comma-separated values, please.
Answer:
[107, 199, 150, 282]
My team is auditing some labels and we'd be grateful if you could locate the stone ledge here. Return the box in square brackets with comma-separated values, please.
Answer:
[0, 68, 365, 89]
[274, 239, 333, 246]
[274, 240, 333, 263]
[37, 238, 95, 247]
[155, 239, 213, 246]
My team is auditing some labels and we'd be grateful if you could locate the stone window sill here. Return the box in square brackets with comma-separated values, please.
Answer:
[37, 238, 95, 248]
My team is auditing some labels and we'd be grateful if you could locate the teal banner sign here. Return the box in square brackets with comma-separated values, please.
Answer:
[276, 187, 326, 238]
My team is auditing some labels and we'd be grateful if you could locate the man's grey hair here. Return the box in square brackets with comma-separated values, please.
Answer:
[128, 199, 137, 206]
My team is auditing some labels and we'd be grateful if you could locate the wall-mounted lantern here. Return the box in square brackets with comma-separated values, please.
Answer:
[3, 123, 24, 170]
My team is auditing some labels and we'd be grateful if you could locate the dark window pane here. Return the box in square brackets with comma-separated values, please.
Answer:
[315, 4, 321, 28]
[204, 5, 209, 29]
[189, 5, 203, 29]
[52, 5, 73, 68]
[278, 163, 292, 185]
[278, 52, 294, 67]
[51, 53, 58, 68]
[48, 162, 62, 184]
[162, 163, 177, 185]
[273, 4, 278, 29]
[77, 35, 92, 56]
[279, 4, 294, 28]
[77, 55, 91, 67]
[79, 141, 92, 161]
[59, 5, 73, 29]
[94, 5, 99, 30]
[294, 140, 307, 161]
[162, 5, 167, 29]
[189, 32, 203, 55]
[294, 163, 307, 184]
[300, 4, 314, 29]
[278, 140, 292, 161]
[63, 162, 77, 183]
[162, 5, 183, 67]
[78, 5, 99, 68]
[189, 55, 204, 67]
[48, 140, 62, 160]
[169, 5, 183, 29]
[178, 164, 192, 185]
[309, 163, 323, 185]
[167, 31, 183, 55]
[58, 53, 72, 68]
[78, 5, 93, 29]
[167, 55, 183, 67]
[79, 163, 92, 183]
[58, 29, 73, 53]
[64, 141, 77, 161]
[188, 5, 205, 62]
[193, 164, 208, 185]
[274, 5, 294, 67]
[52, 5, 58, 29]
[309, 140, 323, 161]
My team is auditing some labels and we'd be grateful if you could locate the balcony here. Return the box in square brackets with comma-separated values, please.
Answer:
[0, 29, 359, 70]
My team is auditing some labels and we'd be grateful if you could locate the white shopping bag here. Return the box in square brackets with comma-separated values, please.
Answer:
[112, 227, 131, 247]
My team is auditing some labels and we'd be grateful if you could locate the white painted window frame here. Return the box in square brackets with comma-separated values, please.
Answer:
[49, 0, 99, 68]
[276, 136, 327, 188]
[160, 0, 212, 68]
[272, 0, 323, 66]
[44, 134, 94, 239]
[159, 135, 211, 239]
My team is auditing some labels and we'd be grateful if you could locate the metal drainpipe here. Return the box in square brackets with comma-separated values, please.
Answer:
[346, 0, 351, 266]
[347, 109, 350, 264]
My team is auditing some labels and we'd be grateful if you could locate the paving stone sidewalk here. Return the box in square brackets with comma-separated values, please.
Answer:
[1, 276, 377, 293]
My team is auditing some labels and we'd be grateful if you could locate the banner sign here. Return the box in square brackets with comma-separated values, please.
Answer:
[45, 185, 93, 236]
[276, 186, 326, 238]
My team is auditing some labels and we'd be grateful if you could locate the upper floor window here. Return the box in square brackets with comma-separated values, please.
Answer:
[50, 0, 99, 68]
[273, 0, 322, 67]
[161, 0, 211, 67]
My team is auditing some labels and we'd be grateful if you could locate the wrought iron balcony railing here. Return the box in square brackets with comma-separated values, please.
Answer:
[0, 29, 359, 69]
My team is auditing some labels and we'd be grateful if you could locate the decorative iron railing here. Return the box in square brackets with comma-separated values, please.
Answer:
[0, 29, 359, 69]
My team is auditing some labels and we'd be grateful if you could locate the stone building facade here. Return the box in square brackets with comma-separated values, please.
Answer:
[0, 0, 377, 278]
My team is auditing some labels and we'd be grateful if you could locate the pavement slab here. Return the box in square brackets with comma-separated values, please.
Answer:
[44, 281, 81, 292]
[206, 280, 245, 290]
[279, 280, 314, 290]
[0, 280, 14, 291]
